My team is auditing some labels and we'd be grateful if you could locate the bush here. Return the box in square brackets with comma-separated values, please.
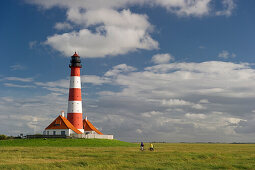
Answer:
[0, 134, 8, 140]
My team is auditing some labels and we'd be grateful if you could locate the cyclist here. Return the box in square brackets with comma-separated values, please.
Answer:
[149, 143, 154, 151]
[140, 142, 144, 151]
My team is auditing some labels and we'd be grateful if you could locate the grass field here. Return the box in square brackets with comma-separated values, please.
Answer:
[0, 139, 254, 169]
[0, 138, 135, 147]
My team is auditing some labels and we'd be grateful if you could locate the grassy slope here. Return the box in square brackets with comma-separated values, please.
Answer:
[0, 143, 254, 169]
[0, 138, 135, 147]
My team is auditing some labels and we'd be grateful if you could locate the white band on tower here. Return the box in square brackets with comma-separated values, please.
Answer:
[69, 76, 81, 88]
[68, 101, 82, 113]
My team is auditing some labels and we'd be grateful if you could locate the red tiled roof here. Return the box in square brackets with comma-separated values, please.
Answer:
[83, 119, 103, 135]
[45, 115, 83, 134]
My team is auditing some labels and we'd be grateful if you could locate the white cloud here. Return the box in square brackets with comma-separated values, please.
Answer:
[54, 22, 73, 30]
[155, 0, 211, 17]
[45, 9, 158, 57]
[152, 53, 174, 64]
[4, 83, 35, 88]
[97, 61, 255, 141]
[2, 60, 255, 142]
[224, 117, 244, 125]
[185, 113, 206, 119]
[34, 75, 109, 93]
[192, 104, 206, 110]
[105, 64, 136, 77]
[81, 75, 110, 85]
[142, 111, 162, 117]
[216, 0, 236, 17]
[136, 129, 143, 134]
[5, 77, 34, 82]
[29, 41, 37, 49]
[10, 64, 26, 71]
[26, 0, 216, 17]
[218, 50, 236, 59]
[26, 0, 236, 58]
[35, 79, 69, 89]
[199, 99, 210, 104]
[162, 99, 191, 106]
[199, 45, 206, 49]
[162, 99, 206, 110]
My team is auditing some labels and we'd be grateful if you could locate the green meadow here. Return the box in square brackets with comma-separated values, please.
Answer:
[0, 139, 254, 169]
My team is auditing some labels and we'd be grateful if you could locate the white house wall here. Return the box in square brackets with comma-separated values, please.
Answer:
[45, 129, 70, 136]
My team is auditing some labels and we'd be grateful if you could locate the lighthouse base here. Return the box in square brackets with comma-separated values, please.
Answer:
[78, 129, 84, 133]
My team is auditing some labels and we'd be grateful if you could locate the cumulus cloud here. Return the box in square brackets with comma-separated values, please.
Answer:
[93, 61, 255, 141]
[142, 111, 162, 118]
[218, 50, 236, 59]
[235, 115, 255, 134]
[10, 64, 26, 71]
[54, 22, 73, 30]
[26, 0, 216, 17]
[199, 99, 210, 104]
[29, 41, 37, 49]
[81, 75, 110, 85]
[0, 94, 67, 135]
[105, 64, 136, 77]
[216, 0, 236, 17]
[162, 99, 206, 110]
[45, 9, 158, 57]
[26, 0, 236, 58]
[2, 60, 255, 142]
[162, 99, 191, 106]
[152, 53, 174, 64]
[185, 113, 206, 119]
[4, 83, 35, 88]
[5, 77, 34, 82]
[34, 75, 109, 94]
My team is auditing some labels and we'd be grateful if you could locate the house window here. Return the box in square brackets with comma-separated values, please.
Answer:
[53, 131, 56, 135]
[61, 131, 65, 135]
[55, 119, 61, 126]
[47, 131, 49, 135]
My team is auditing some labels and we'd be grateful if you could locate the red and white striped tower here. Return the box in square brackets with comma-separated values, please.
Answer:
[67, 52, 84, 133]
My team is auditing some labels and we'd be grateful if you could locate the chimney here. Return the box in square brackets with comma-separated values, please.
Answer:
[61, 110, 65, 117]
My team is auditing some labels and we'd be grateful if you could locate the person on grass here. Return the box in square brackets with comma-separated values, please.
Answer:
[140, 142, 144, 151]
[150, 143, 154, 151]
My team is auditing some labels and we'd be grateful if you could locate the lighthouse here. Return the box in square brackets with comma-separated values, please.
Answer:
[67, 52, 84, 133]
[44, 52, 113, 139]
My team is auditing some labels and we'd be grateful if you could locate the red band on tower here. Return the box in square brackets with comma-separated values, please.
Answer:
[71, 67, 80, 76]
[68, 88, 82, 101]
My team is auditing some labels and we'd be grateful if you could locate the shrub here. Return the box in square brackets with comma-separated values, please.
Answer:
[0, 134, 8, 140]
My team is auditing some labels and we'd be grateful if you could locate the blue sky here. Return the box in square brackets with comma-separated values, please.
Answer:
[1, 0, 255, 142]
